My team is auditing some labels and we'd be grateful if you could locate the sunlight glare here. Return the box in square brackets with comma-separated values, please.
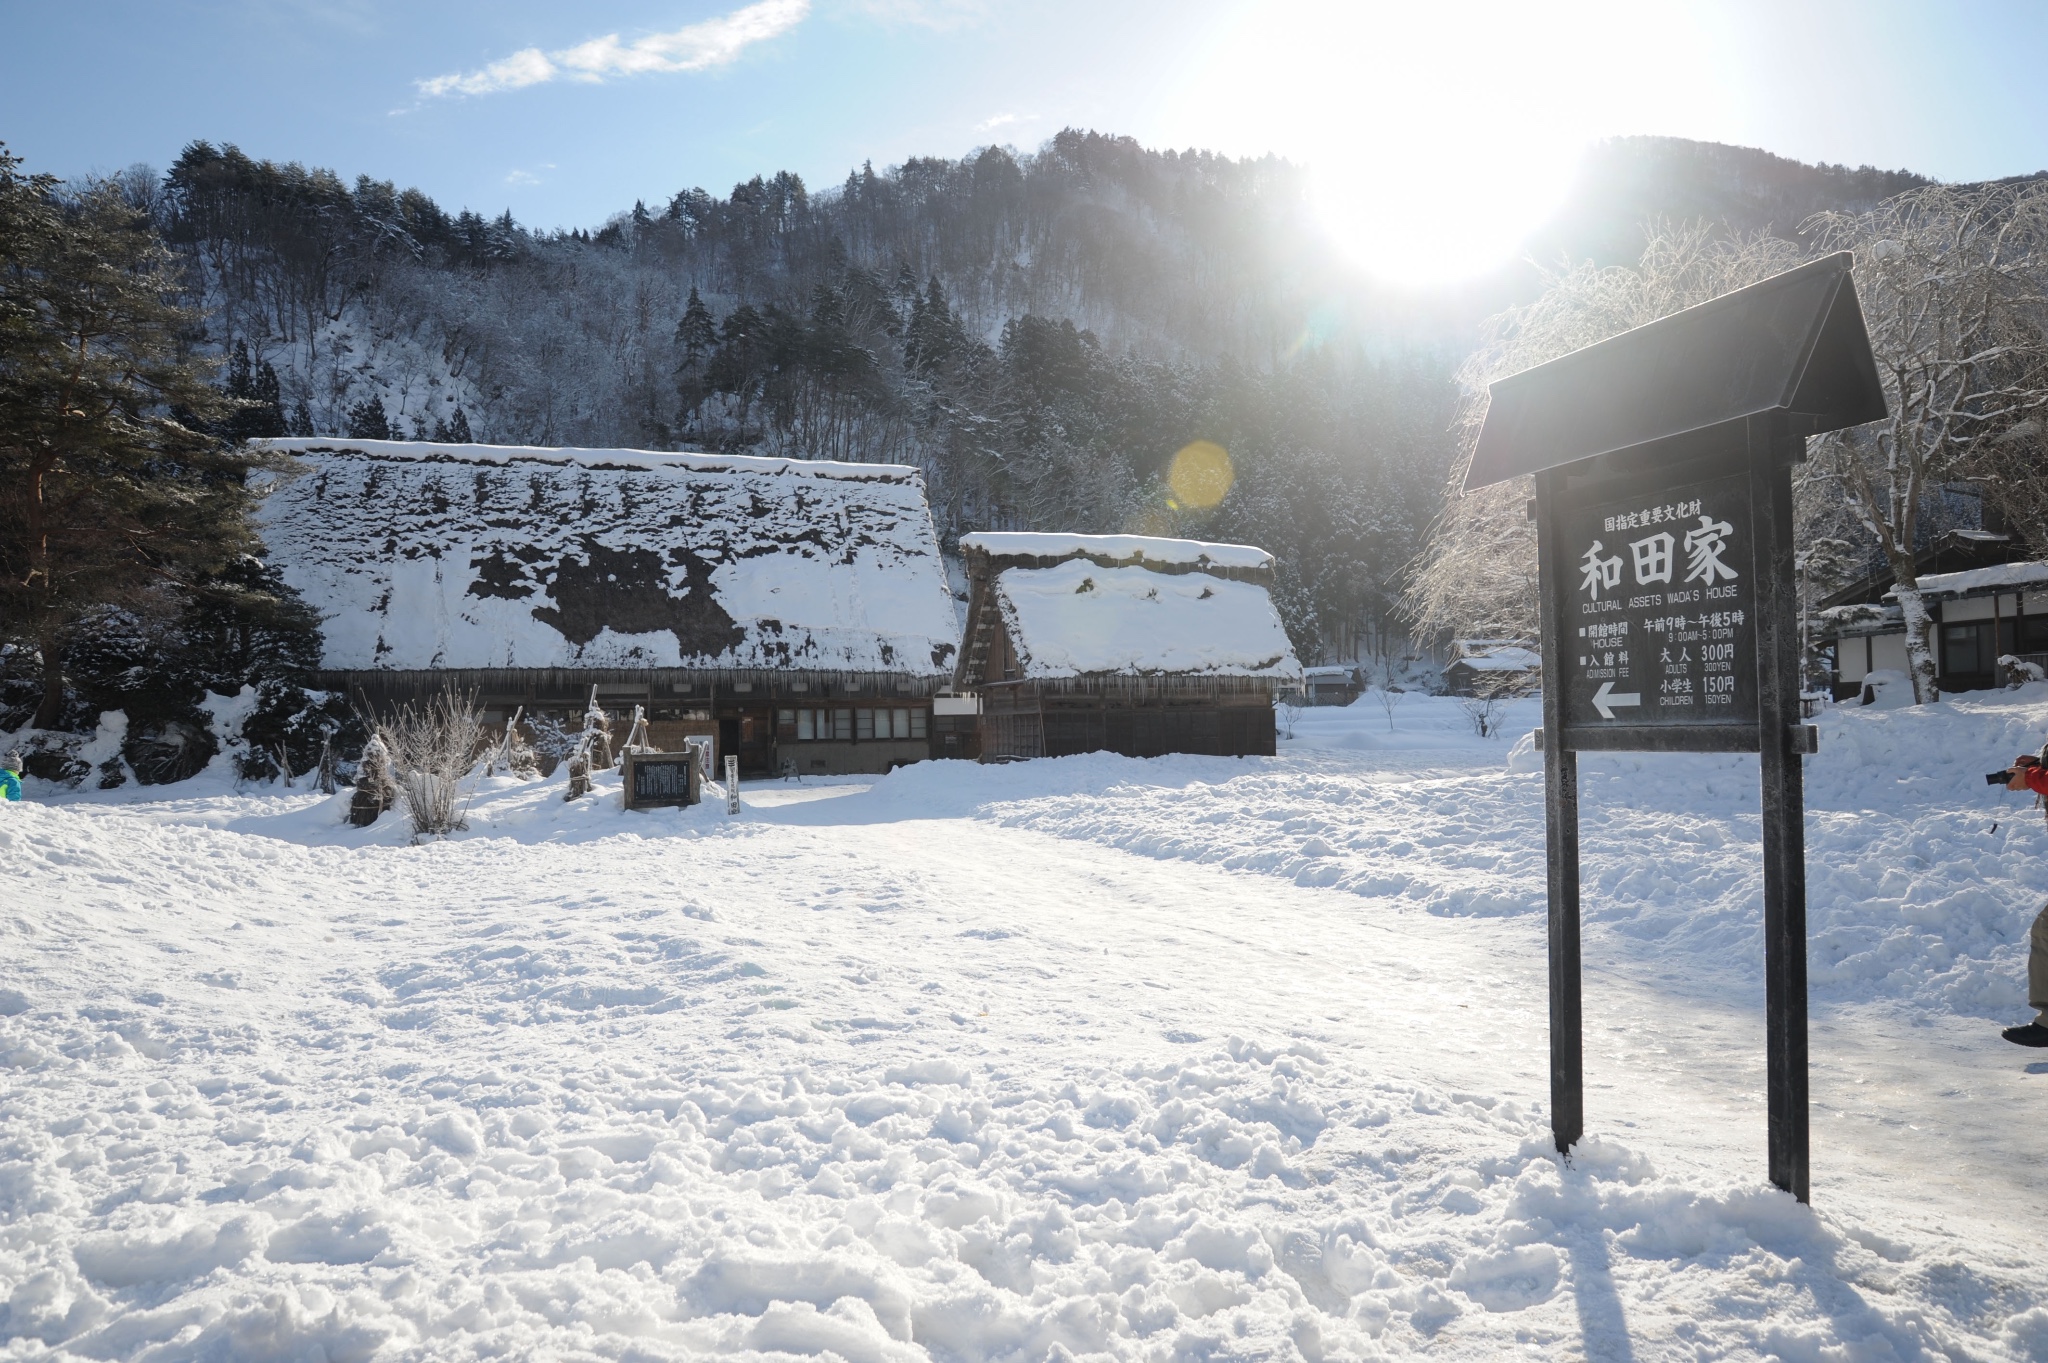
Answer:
[1161, 1, 1729, 287]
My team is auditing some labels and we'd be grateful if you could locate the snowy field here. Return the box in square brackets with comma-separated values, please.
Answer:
[5, 691, 2048, 1361]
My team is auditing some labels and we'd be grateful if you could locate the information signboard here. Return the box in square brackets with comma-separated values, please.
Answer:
[1558, 469, 1758, 734]
[1465, 253, 1891, 1207]
[621, 751, 700, 810]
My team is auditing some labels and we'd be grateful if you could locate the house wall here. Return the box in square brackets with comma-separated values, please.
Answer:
[978, 685, 1276, 761]
[1872, 633, 1909, 674]
[1838, 636, 1872, 684]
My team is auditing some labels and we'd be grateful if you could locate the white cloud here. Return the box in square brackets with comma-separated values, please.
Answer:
[840, 0, 985, 30]
[418, 0, 809, 99]
[975, 112, 1020, 132]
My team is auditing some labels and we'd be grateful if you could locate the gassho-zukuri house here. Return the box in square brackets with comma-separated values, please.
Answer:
[952, 532, 1302, 760]
[254, 438, 961, 776]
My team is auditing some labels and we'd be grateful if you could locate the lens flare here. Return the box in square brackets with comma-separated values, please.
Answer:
[1168, 440, 1233, 510]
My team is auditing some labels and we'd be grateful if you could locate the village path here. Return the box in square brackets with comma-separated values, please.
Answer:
[738, 778, 2048, 1261]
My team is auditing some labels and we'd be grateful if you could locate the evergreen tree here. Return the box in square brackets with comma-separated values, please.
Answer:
[0, 146, 271, 729]
[446, 406, 472, 443]
[675, 287, 716, 369]
[345, 396, 392, 439]
[221, 338, 286, 441]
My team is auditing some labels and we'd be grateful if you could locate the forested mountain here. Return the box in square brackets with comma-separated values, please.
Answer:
[146, 130, 1930, 663]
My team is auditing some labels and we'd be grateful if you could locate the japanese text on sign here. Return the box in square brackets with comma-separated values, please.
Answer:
[1559, 472, 1758, 730]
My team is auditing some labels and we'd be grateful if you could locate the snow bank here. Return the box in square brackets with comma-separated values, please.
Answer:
[959, 531, 1274, 571]
[993, 560, 1300, 680]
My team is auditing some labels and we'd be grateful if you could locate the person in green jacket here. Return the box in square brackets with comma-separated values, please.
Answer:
[0, 753, 21, 802]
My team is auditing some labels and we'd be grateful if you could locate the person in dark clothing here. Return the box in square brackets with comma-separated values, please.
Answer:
[2002, 756, 2048, 1047]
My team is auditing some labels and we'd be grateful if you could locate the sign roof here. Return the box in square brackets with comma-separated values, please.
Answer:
[1464, 252, 1887, 491]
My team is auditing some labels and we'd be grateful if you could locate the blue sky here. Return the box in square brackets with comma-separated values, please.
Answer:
[6, 0, 2047, 282]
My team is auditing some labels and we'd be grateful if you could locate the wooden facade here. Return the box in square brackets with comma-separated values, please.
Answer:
[327, 666, 940, 778]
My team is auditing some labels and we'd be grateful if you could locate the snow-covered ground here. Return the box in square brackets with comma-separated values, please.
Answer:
[6, 691, 2048, 1361]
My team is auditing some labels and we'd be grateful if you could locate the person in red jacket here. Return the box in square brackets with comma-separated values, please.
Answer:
[2004, 755, 2048, 1047]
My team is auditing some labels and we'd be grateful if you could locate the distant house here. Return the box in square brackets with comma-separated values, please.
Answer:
[256, 439, 960, 776]
[953, 532, 1301, 760]
[1443, 640, 1541, 697]
[1813, 528, 2046, 697]
[1300, 665, 1363, 707]
[1823, 559, 2048, 697]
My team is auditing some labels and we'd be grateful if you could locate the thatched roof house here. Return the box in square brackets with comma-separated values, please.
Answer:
[256, 438, 959, 775]
[954, 532, 1300, 760]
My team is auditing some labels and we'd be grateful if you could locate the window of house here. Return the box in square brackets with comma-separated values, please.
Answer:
[832, 708, 852, 740]
[910, 708, 927, 739]
[1943, 622, 1986, 674]
[856, 708, 875, 740]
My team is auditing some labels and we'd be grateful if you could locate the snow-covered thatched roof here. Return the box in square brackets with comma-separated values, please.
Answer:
[957, 531, 1298, 683]
[992, 560, 1299, 680]
[254, 439, 959, 675]
[957, 531, 1274, 572]
[1448, 647, 1542, 673]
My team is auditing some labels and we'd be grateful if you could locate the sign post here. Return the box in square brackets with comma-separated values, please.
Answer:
[1473, 255, 1889, 1202]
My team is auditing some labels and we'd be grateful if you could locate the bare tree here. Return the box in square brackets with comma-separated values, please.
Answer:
[1371, 660, 1404, 732]
[379, 687, 485, 837]
[1805, 184, 2048, 703]
[1405, 224, 1805, 644]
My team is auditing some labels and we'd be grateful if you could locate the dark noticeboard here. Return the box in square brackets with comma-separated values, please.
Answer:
[1467, 253, 1890, 1206]
[1556, 465, 1760, 745]
[621, 751, 700, 810]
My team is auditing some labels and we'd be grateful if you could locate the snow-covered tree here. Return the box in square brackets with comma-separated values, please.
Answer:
[1805, 183, 2048, 703]
[1405, 224, 1806, 644]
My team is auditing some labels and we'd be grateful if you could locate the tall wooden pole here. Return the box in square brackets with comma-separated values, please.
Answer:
[1534, 469, 1584, 1155]
[1749, 413, 1810, 1202]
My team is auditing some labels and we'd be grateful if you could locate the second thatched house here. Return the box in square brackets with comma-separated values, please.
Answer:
[953, 532, 1301, 760]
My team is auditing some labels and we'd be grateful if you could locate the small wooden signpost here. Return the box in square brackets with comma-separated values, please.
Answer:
[1467, 253, 1889, 1202]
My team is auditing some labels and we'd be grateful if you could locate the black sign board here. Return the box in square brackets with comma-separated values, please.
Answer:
[1468, 253, 1890, 1206]
[621, 751, 700, 810]
[1558, 466, 1760, 740]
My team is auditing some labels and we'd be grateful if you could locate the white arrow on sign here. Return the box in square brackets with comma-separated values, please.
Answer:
[1591, 680, 1641, 720]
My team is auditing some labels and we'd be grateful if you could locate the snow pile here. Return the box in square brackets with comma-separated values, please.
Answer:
[255, 441, 959, 675]
[958, 532, 1273, 571]
[5, 688, 2048, 1359]
[993, 560, 1300, 680]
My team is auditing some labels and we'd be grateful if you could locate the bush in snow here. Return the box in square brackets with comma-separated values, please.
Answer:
[504, 725, 540, 779]
[237, 679, 359, 782]
[349, 733, 398, 827]
[379, 688, 485, 836]
[581, 694, 614, 772]
[524, 712, 580, 774]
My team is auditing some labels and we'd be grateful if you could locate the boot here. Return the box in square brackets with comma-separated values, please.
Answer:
[2000, 1023, 2048, 1047]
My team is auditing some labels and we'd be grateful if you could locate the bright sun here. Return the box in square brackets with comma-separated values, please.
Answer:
[1159, 1, 1731, 288]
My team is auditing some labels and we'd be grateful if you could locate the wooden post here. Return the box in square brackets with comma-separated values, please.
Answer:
[1749, 413, 1810, 1202]
[1534, 469, 1584, 1156]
